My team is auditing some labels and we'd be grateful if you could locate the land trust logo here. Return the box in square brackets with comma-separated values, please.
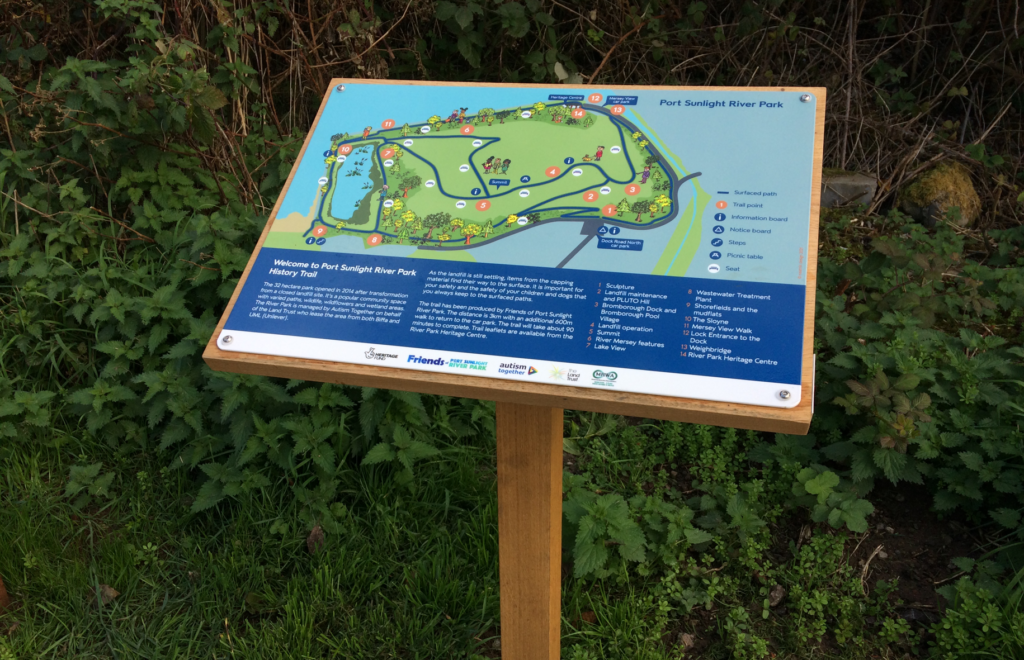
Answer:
[365, 347, 398, 361]
[408, 355, 446, 366]
[592, 369, 618, 387]
[549, 366, 581, 383]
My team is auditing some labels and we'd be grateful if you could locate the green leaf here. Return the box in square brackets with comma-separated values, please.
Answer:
[362, 442, 396, 465]
[990, 508, 1021, 529]
[804, 471, 840, 496]
[194, 85, 228, 110]
[191, 479, 226, 512]
[684, 528, 715, 544]
[894, 373, 920, 391]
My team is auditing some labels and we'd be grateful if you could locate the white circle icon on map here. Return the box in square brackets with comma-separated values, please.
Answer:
[600, 186, 612, 195]
[521, 110, 532, 118]
[425, 179, 435, 188]
[517, 217, 528, 225]
[572, 168, 583, 176]
[459, 164, 470, 172]
[455, 200, 467, 209]
[403, 139, 413, 146]
[338, 155, 347, 162]
[318, 177, 328, 185]
[384, 159, 394, 167]
[519, 189, 530, 197]
[610, 146, 621, 154]
[383, 200, 394, 208]
[472, 139, 483, 147]
[420, 126, 430, 133]
[707, 264, 721, 274]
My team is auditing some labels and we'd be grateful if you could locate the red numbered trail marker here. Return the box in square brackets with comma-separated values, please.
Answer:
[381, 119, 395, 129]
[476, 200, 491, 211]
[367, 233, 383, 246]
[716, 200, 728, 209]
[313, 225, 327, 237]
[583, 190, 599, 203]
[339, 144, 353, 155]
[588, 93, 603, 104]
[602, 204, 618, 216]
[461, 124, 475, 135]
[571, 108, 586, 119]
[625, 184, 641, 196]
[610, 105, 625, 115]
[381, 148, 395, 159]
[545, 166, 561, 178]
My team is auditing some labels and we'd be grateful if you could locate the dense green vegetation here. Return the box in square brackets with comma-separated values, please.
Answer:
[1, 0, 1023, 657]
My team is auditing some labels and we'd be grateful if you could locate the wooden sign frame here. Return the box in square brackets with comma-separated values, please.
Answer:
[204, 80, 825, 660]
[204, 80, 825, 433]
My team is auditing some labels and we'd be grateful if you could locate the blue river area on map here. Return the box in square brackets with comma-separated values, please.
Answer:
[225, 248, 804, 384]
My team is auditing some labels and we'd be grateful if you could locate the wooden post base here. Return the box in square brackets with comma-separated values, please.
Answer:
[496, 402, 563, 660]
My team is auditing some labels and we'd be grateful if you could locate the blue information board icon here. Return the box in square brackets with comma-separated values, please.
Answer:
[471, 187, 482, 196]
[563, 157, 575, 165]
[305, 236, 316, 245]
[714, 213, 726, 221]
[609, 226, 620, 235]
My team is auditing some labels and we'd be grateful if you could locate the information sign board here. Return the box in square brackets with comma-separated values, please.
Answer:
[204, 81, 825, 433]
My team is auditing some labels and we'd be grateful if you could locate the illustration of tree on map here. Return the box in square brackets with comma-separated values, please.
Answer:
[422, 212, 450, 240]
[392, 199, 404, 213]
[428, 114, 441, 125]
[397, 225, 411, 244]
[438, 233, 450, 245]
[401, 209, 416, 228]
[449, 218, 464, 235]
[401, 123, 411, 136]
[478, 108, 495, 125]
[462, 223, 482, 244]
[631, 131, 643, 143]
[532, 102, 545, 117]
[495, 110, 510, 124]
[655, 194, 670, 210]
[630, 200, 650, 222]
[616, 198, 630, 217]
[639, 139, 650, 150]
[582, 115, 595, 128]
[648, 202, 659, 218]
[399, 174, 421, 197]
[505, 213, 518, 228]
[382, 208, 393, 228]
[483, 219, 494, 237]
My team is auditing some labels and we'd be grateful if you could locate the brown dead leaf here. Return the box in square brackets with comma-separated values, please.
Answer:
[0, 575, 10, 612]
[94, 584, 119, 605]
[307, 525, 325, 555]
[769, 584, 786, 607]
[581, 611, 597, 624]
[5, 622, 19, 637]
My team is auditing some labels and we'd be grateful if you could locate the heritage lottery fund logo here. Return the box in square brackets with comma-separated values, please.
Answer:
[498, 362, 538, 376]
[365, 347, 398, 361]
[592, 370, 618, 387]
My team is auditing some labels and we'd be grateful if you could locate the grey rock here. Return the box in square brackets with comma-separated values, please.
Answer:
[821, 172, 877, 208]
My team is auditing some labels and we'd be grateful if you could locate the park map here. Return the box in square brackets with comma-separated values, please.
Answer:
[224, 83, 820, 407]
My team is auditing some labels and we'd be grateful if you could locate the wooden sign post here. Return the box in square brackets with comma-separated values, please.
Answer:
[205, 80, 825, 659]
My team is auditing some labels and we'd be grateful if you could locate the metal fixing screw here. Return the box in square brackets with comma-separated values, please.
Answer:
[221, 335, 233, 344]
[779, 390, 791, 400]
[799, 94, 812, 103]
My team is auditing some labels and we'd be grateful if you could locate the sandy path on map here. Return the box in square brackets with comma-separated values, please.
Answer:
[270, 208, 314, 233]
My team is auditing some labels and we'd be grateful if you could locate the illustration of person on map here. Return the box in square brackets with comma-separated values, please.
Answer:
[446, 109, 460, 123]
[500, 159, 511, 173]
[379, 184, 389, 200]
[459, 107, 468, 122]
[483, 156, 494, 173]
[640, 166, 651, 184]
[362, 126, 372, 139]
[595, 146, 605, 161]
